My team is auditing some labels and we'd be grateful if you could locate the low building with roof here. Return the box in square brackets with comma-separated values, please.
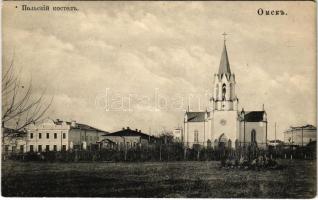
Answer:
[26, 118, 108, 152]
[283, 124, 316, 146]
[100, 127, 159, 150]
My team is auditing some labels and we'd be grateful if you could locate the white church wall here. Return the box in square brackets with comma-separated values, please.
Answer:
[184, 121, 210, 147]
[212, 111, 238, 148]
[207, 118, 213, 143]
[238, 121, 245, 144]
[239, 121, 267, 148]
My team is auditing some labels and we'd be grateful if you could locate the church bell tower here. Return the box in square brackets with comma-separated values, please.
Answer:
[211, 39, 238, 111]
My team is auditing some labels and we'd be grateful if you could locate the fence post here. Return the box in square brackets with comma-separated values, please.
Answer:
[197, 149, 200, 160]
[124, 145, 127, 161]
[159, 145, 162, 161]
[184, 148, 187, 160]
[74, 150, 78, 162]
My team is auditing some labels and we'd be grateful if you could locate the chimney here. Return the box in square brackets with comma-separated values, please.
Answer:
[127, 126, 130, 130]
[135, 129, 138, 131]
[71, 120, 76, 127]
[122, 127, 125, 130]
[139, 130, 141, 133]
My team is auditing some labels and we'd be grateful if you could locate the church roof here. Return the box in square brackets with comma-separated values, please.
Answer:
[244, 111, 265, 122]
[218, 42, 231, 75]
[186, 112, 206, 122]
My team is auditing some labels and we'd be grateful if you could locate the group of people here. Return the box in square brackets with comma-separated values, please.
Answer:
[220, 154, 279, 170]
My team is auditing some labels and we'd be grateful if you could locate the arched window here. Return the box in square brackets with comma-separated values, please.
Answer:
[251, 129, 256, 143]
[194, 130, 199, 143]
[216, 84, 219, 99]
[214, 139, 218, 147]
[228, 139, 232, 149]
[222, 84, 226, 100]
[207, 139, 212, 148]
[229, 83, 232, 99]
[235, 139, 239, 150]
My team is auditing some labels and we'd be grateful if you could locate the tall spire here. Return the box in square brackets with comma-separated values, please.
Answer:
[218, 34, 231, 75]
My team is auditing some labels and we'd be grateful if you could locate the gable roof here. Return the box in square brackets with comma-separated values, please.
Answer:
[54, 119, 108, 133]
[186, 112, 206, 122]
[71, 123, 107, 133]
[104, 128, 154, 140]
[244, 111, 265, 122]
[218, 42, 231, 75]
[290, 124, 316, 130]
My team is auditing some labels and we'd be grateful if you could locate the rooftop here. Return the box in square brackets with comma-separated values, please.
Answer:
[104, 127, 156, 140]
[186, 112, 206, 122]
[218, 42, 231, 75]
[243, 111, 266, 122]
[287, 124, 316, 131]
[54, 119, 109, 133]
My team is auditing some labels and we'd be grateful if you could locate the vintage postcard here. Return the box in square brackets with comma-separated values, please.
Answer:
[1, 1, 316, 198]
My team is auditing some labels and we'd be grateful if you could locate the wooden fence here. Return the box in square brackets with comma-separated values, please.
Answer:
[3, 143, 316, 162]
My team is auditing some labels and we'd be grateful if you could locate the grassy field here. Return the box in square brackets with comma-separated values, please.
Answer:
[1, 159, 316, 198]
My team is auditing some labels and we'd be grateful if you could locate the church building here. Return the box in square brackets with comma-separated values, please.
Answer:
[184, 39, 268, 149]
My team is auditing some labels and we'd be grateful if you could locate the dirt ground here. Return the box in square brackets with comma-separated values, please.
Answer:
[1, 159, 316, 197]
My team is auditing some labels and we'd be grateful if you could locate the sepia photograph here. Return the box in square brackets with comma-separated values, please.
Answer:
[1, 1, 317, 198]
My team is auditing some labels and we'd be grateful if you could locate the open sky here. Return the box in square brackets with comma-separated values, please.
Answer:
[3, 1, 316, 139]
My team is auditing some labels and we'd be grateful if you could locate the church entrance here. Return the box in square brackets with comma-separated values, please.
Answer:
[218, 133, 228, 149]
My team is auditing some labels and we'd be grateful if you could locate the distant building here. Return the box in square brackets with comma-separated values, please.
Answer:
[172, 128, 183, 143]
[268, 139, 284, 147]
[26, 118, 108, 152]
[2, 128, 27, 154]
[100, 127, 159, 150]
[284, 124, 316, 146]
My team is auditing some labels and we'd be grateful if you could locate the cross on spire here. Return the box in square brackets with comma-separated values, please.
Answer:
[222, 32, 227, 43]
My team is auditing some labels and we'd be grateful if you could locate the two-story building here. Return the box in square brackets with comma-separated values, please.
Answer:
[26, 118, 108, 152]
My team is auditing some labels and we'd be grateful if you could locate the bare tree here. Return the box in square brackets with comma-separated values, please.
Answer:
[158, 130, 174, 144]
[2, 59, 53, 137]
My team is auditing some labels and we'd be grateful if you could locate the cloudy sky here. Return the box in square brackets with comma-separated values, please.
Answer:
[3, 1, 316, 139]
